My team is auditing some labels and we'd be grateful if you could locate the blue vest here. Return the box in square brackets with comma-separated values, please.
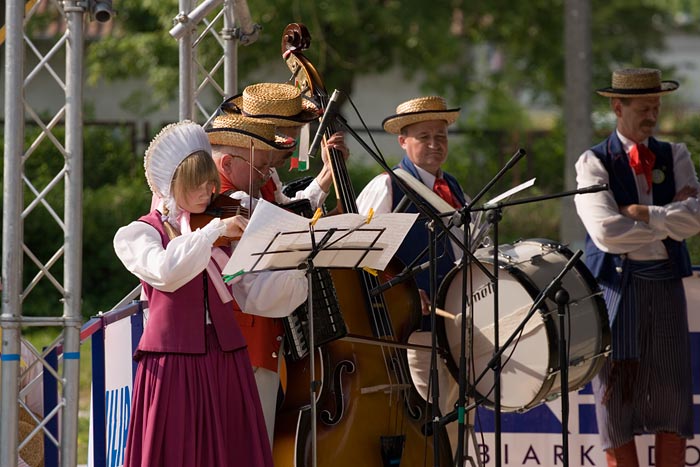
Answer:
[584, 132, 691, 287]
[390, 155, 467, 292]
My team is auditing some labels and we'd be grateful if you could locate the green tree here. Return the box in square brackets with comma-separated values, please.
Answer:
[86, 0, 672, 120]
[0, 124, 146, 318]
[19, 0, 697, 316]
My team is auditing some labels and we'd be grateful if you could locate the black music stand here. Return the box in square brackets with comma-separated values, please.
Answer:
[223, 200, 417, 467]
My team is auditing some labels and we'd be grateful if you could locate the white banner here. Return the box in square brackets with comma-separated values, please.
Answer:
[88, 316, 137, 467]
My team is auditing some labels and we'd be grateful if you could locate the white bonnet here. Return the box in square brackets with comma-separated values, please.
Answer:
[144, 120, 212, 201]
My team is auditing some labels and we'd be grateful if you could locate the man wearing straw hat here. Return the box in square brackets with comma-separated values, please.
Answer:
[220, 82, 349, 210]
[356, 96, 467, 419]
[205, 113, 300, 446]
[574, 67, 700, 466]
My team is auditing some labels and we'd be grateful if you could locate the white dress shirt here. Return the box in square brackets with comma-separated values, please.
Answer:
[269, 168, 329, 210]
[356, 166, 465, 261]
[574, 130, 700, 260]
[356, 165, 440, 215]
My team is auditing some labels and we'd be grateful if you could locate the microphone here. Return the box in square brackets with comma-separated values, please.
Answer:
[370, 261, 430, 296]
[504, 148, 527, 171]
[308, 89, 342, 156]
[577, 183, 608, 194]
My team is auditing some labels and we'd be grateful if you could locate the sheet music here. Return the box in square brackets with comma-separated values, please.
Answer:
[223, 200, 418, 276]
[483, 178, 536, 208]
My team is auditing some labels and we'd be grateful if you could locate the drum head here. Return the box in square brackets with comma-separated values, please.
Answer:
[438, 257, 551, 411]
[437, 239, 610, 412]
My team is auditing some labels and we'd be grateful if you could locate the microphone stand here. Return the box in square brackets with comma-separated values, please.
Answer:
[441, 149, 526, 467]
[331, 113, 497, 466]
[453, 148, 526, 466]
[332, 109, 606, 466]
[554, 287, 571, 466]
[438, 181, 606, 462]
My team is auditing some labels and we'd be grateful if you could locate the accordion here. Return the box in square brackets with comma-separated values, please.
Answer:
[278, 198, 348, 361]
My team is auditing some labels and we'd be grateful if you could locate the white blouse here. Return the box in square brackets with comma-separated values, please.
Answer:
[356, 165, 439, 216]
[356, 166, 465, 261]
[270, 169, 328, 210]
[113, 216, 308, 317]
[574, 130, 700, 259]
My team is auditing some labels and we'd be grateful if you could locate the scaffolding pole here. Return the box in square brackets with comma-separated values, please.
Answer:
[1, 0, 27, 466]
[62, 1, 87, 465]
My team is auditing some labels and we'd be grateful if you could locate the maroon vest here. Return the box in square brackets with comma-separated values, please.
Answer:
[136, 211, 247, 354]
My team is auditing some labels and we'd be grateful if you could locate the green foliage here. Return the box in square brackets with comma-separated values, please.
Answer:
[83, 0, 673, 118]
[1, 124, 147, 318]
[11, 0, 700, 319]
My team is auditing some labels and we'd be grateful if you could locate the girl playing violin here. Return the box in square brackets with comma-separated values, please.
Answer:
[113, 121, 307, 467]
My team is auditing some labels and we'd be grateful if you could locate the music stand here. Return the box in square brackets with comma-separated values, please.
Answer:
[223, 200, 417, 467]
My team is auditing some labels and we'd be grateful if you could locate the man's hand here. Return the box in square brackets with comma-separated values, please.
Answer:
[317, 131, 349, 193]
[419, 289, 431, 316]
[673, 185, 699, 202]
[619, 204, 649, 223]
[321, 132, 349, 164]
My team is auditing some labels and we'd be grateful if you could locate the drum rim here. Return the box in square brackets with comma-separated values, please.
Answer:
[435, 238, 611, 412]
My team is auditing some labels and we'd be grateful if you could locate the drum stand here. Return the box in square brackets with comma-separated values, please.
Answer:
[440, 179, 607, 467]
[553, 287, 572, 467]
[427, 216, 483, 467]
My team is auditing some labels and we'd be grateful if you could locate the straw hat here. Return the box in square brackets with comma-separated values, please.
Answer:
[18, 406, 44, 467]
[206, 114, 296, 151]
[220, 83, 320, 127]
[596, 68, 679, 98]
[382, 96, 460, 134]
[144, 120, 211, 201]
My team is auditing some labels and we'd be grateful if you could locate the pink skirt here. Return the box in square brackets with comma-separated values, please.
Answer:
[124, 326, 272, 467]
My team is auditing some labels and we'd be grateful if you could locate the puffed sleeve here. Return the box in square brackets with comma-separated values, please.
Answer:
[356, 173, 393, 215]
[113, 217, 225, 292]
[647, 143, 700, 240]
[231, 269, 308, 317]
[574, 151, 665, 254]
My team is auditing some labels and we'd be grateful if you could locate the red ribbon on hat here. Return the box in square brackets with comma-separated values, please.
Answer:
[628, 143, 656, 193]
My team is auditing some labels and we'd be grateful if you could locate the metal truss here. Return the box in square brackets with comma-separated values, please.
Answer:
[1, 0, 256, 465]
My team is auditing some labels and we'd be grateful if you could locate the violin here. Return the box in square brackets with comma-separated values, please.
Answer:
[190, 194, 249, 246]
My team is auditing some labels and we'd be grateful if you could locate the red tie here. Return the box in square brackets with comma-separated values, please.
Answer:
[629, 143, 656, 193]
[433, 177, 461, 209]
[260, 177, 277, 202]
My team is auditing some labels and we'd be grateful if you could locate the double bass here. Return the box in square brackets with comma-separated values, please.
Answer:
[273, 23, 453, 467]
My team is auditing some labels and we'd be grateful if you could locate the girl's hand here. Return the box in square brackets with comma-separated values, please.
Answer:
[222, 215, 248, 238]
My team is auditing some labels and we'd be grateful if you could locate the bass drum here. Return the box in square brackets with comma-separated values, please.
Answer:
[437, 239, 611, 412]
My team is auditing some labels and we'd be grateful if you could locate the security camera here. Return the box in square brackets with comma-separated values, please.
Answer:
[90, 0, 114, 23]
